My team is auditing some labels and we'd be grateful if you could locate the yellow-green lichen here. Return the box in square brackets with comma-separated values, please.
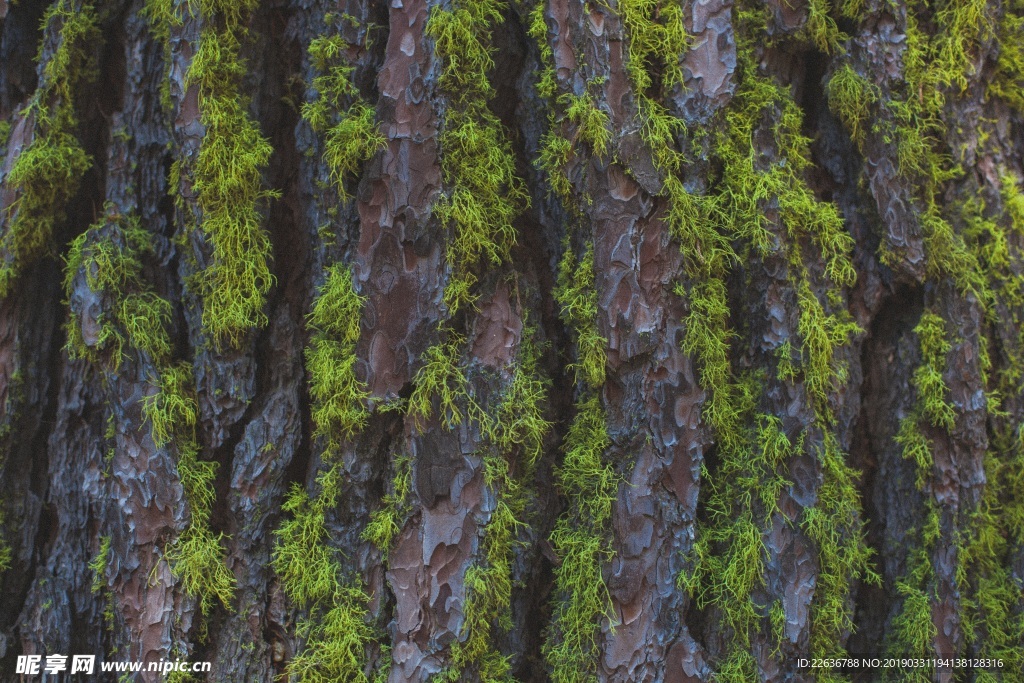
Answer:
[148, 0, 278, 348]
[303, 33, 385, 200]
[306, 264, 370, 451]
[0, 0, 98, 298]
[542, 395, 616, 683]
[426, 0, 529, 315]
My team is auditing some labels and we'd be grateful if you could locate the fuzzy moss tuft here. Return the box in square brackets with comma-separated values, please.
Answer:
[362, 454, 413, 555]
[426, 0, 529, 315]
[185, 24, 279, 347]
[305, 264, 370, 451]
[89, 535, 112, 594]
[543, 395, 616, 683]
[303, 33, 385, 200]
[147, 0, 278, 347]
[554, 246, 606, 389]
[273, 466, 378, 682]
[825, 64, 879, 148]
[0, 0, 99, 298]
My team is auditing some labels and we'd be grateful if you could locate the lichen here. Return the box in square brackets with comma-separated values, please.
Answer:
[426, 0, 529, 315]
[0, 0, 98, 298]
[305, 264, 370, 451]
[147, 0, 278, 348]
[303, 32, 385, 200]
[543, 395, 616, 683]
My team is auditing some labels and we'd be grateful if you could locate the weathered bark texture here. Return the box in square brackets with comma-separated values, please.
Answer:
[1, 0, 1023, 682]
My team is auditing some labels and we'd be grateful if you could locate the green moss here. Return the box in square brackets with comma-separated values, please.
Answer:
[911, 311, 955, 431]
[156, 423, 235, 617]
[426, 0, 529, 315]
[303, 34, 385, 201]
[142, 362, 198, 448]
[184, 24, 278, 347]
[306, 264, 370, 451]
[562, 92, 611, 158]
[798, 0, 846, 53]
[554, 246, 606, 389]
[273, 465, 378, 682]
[0, 1, 98, 298]
[0, 120, 10, 149]
[884, 510, 939, 682]
[146, 0, 278, 347]
[289, 585, 377, 683]
[408, 334, 477, 429]
[825, 64, 879, 148]
[527, 1, 557, 102]
[933, 0, 992, 92]
[543, 395, 616, 683]
[89, 535, 111, 594]
[444, 331, 550, 683]
[63, 212, 175, 371]
[989, 0, 1024, 112]
[797, 278, 861, 408]
[619, 0, 687, 96]
[362, 454, 413, 554]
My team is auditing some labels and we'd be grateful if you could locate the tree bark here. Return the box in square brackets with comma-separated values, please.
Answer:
[1, 0, 1022, 682]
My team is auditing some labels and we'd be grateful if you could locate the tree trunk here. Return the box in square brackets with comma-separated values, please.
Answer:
[1, 0, 1022, 682]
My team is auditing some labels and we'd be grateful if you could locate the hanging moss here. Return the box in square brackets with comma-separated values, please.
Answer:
[444, 333, 551, 683]
[361, 454, 413, 555]
[146, 0, 278, 348]
[303, 33, 385, 200]
[618, 1, 873, 674]
[426, 0, 529, 315]
[271, 11, 397, 678]
[306, 264, 370, 450]
[554, 246, 606, 388]
[543, 395, 616, 683]
[0, 0, 98, 299]
[825, 64, 879, 148]
[989, 0, 1024, 112]
[63, 211, 234, 616]
[273, 465, 378, 683]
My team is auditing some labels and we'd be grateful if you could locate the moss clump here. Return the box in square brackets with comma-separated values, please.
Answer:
[554, 246, 606, 388]
[620, 5, 870, 674]
[444, 332, 551, 683]
[148, 0, 277, 348]
[543, 396, 616, 683]
[884, 510, 940, 683]
[426, 0, 529, 315]
[64, 212, 170, 370]
[362, 454, 413, 555]
[273, 467, 377, 683]
[408, 334, 478, 429]
[990, 0, 1024, 112]
[825, 64, 879, 148]
[910, 312, 955, 431]
[89, 535, 112, 594]
[305, 264, 370, 451]
[185, 24, 278, 347]
[0, 0, 98, 298]
[160, 390, 236, 616]
[303, 33, 385, 200]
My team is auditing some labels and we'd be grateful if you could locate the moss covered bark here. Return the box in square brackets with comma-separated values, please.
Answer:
[1, 0, 1024, 681]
